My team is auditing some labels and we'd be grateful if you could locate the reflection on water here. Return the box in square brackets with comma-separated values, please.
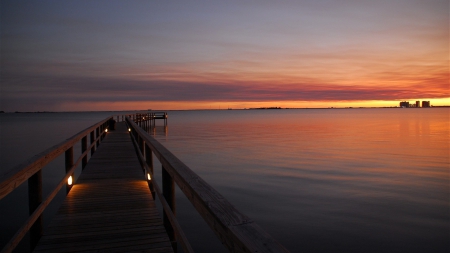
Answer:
[143, 125, 168, 137]
[0, 109, 449, 252]
[152, 108, 449, 253]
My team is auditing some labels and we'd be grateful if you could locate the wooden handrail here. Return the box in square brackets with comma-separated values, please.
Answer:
[0, 116, 112, 199]
[126, 116, 289, 253]
[0, 116, 112, 253]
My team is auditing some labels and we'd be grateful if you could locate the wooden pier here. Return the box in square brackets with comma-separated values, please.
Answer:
[33, 122, 173, 252]
[0, 113, 289, 253]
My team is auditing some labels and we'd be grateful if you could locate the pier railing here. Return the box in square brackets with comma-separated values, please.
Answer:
[0, 113, 288, 253]
[0, 116, 113, 253]
[125, 115, 289, 253]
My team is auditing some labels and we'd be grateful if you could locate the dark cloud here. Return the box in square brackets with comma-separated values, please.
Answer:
[2, 72, 448, 111]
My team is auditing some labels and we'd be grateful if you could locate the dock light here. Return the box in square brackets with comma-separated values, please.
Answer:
[147, 173, 151, 180]
[68, 175, 73, 186]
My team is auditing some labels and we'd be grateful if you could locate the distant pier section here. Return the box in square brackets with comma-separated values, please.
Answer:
[114, 111, 168, 127]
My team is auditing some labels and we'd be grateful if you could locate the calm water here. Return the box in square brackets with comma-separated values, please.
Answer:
[1, 108, 449, 252]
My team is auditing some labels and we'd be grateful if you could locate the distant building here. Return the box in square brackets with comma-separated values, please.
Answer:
[422, 101, 430, 107]
[416, 101, 420, 108]
[400, 101, 410, 108]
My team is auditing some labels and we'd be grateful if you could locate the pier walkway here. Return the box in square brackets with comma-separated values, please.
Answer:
[1, 114, 289, 253]
[33, 122, 173, 252]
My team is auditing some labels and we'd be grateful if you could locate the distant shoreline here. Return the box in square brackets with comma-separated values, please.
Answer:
[1, 106, 449, 114]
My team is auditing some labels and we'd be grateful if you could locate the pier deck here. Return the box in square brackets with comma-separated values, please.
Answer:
[33, 122, 173, 252]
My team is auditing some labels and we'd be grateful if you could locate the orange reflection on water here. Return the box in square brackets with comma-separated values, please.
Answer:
[152, 108, 449, 252]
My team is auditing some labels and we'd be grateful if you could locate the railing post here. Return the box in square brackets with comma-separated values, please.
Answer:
[28, 170, 42, 251]
[162, 166, 177, 251]
[140, 139, 144, 154]
[101, 124, 104, 141]
[145, 144, 154, 198]
[90, 131, 96, 155]
[144, 114, 146, 129]
[100, 124, 104, 141]
[96, 127, 100, 148]
[65, 147, 74, 194]
[82, 136, 87, 170]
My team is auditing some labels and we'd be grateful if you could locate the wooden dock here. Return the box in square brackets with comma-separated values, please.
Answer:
[1, 114, 289, 253]
[33, 122, 173, 252]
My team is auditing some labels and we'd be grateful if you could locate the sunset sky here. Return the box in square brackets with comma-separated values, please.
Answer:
[1, 0, 448, 111]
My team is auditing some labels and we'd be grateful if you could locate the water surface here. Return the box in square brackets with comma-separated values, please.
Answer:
[1, 108, 448, 252]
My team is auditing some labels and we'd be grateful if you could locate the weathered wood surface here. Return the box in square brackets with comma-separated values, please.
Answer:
[127, 118, 289, 253]
[33, 122, 173, 253]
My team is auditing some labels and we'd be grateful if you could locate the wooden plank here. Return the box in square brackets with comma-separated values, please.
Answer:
[33, 122, 173, 253]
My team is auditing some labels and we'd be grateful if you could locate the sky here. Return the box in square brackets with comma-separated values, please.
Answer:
[1, 0, 448, 111]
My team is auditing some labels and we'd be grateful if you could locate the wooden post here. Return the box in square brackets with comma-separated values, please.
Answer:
[144, 113, 147, 129]
[145, 144, 154, 198]
[100, 124, 104, 141]
[162, 166, 176, 251]
[82, 136, 87, 170]
[96, 127, 100, 148]
[65, 147, 74, 194]
[141, 139, 145, 158]
[28, 170, 43, 251]
[90, 131, 96, 155]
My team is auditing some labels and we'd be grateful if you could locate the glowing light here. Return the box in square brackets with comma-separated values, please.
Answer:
[128, 128, 131, 132]
[147, 173, 151, 180]
[105, 129, 108, 133]
[68, 175, 73, 186]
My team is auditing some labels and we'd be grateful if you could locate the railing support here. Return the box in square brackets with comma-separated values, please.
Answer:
[141, 138, 145, 159]
[145, 144, 154, 198]
[96, 127, 100, 148]
[90, 131, 96, 155]
[65, 147, 74, 194]
[28, 170, 42, 252]
[162, 166, 177, 252]
[82, 136, 87, 170]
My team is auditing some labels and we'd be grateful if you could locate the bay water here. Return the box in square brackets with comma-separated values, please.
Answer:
[1, 108, 448, 252]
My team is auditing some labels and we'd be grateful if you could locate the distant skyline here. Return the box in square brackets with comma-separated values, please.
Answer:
[1, 0, 448, 111]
